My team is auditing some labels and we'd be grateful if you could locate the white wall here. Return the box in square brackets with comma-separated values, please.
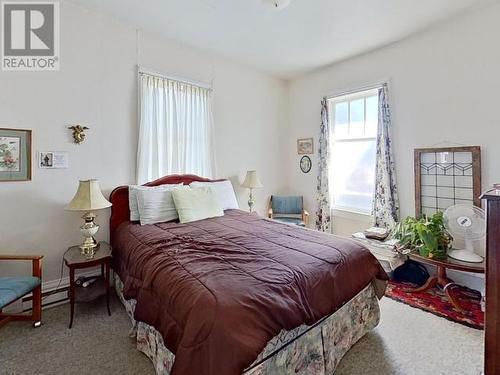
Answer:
[286, 3, 500, 289]
[287, 2, 500, 231]
[0, 2, 287, 282]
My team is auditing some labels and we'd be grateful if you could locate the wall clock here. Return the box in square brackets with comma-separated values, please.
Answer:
[300, 155, 311, 173]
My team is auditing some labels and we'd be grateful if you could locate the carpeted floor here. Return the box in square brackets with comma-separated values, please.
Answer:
[0, 295, 153, 375]
[336, 297, 484, 375]
[0, 293, 484, 375]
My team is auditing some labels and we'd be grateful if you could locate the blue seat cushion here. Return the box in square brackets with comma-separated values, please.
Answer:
[0, 276, 41, 309]
[271, 196, 303, 215]
[274, 217, 305, 227]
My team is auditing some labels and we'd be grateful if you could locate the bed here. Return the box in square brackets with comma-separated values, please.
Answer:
[109, 174, 388, 375]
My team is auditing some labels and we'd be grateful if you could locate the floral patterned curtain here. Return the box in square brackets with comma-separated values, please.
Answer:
[315, 98, 331, 232]
[373, 84, 399, 228]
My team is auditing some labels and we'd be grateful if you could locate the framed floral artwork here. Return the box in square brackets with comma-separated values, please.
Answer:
[0, 128, 32, 182]
[297, 138, 314, 154]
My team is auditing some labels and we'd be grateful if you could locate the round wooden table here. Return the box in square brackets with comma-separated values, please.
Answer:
[407, 252, 485, 310]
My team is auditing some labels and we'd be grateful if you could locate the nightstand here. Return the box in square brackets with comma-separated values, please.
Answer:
[63, 242, 112, 328]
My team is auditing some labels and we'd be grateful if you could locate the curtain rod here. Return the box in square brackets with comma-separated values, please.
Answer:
[324, 80, 388, 100]
[137, 65, 213, 90]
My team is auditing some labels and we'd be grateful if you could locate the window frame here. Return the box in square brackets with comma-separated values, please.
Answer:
[136, 71, 215, 184]
[327, 87, 380, 216]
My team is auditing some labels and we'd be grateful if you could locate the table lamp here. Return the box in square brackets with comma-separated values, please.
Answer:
[241, 170, 263, 212]
[66, 179, 112, 256]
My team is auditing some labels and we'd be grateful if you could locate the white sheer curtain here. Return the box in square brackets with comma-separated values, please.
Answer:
[137, 73, 216, 184]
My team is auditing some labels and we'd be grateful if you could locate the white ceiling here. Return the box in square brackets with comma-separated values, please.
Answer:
[69, 0, 496, 78]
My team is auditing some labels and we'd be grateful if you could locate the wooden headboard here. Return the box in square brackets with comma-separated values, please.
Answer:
[109, 174, 225, 243]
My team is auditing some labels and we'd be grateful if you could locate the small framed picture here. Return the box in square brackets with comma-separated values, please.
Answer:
[0, 128, 32, 182]
[39, 151, 69, 169]
[297, 138, 314, 154]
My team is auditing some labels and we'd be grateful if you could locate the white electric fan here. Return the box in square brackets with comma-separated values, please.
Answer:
[443, 204, 485, 263]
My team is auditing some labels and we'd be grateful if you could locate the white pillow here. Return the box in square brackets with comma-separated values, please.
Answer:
[189, 180, 239, 210]
[136, 185, 190, 226]
[172, 187, 224, 224]
[129, 184, 183, 223]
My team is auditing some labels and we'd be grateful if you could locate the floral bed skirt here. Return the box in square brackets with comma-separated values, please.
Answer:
[114, 275, 382, 375]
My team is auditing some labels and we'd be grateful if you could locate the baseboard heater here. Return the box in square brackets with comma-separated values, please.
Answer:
[21, 285, 69, 312]
[19, 269, 107, 313]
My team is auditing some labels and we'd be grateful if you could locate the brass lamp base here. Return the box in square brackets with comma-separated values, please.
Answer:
[80, 242, 100, 258]
[79, 212, 100, 258]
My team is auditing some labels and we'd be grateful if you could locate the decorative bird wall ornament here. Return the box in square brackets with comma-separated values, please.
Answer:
[68, 125, 89, 144]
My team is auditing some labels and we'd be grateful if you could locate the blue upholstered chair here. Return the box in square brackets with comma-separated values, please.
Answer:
[268, 196, 309, 227]
[0, 255, 43, 328]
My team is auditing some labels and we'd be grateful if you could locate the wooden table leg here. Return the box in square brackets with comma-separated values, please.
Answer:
[105, 260, 111, 316]
[443, 283, 464, 310]
[404, 275, 438, 293]
[404, 266, 453, 293]
[436, 266, 453, 287]
[69, 267, 75, 329]
[404, 265, 467, 311]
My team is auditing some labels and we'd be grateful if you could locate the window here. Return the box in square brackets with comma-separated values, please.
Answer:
[137, 73, 215, 185]
[327, 88, 379, 215]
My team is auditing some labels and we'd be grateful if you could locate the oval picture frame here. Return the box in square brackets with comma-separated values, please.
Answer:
[300, 155, 311, 173]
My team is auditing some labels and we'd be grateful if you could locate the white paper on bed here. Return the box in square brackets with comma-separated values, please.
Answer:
[189, 180, 239, 210]
[129, 184, 183, 222]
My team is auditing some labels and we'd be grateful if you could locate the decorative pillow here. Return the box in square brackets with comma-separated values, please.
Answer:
[136, 185, 188, 225]
[189, 180, 239, 210]
[172, 187, 224, 224]
[128, 184, 183, 221]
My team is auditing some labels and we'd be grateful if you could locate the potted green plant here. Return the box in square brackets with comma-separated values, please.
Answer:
[392, 211, 452, 260]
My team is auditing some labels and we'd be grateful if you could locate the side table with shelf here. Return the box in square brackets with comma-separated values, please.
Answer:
[63, 242, 112, 328]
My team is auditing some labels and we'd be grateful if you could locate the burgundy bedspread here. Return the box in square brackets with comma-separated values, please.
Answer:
[112, 209, 387, 375]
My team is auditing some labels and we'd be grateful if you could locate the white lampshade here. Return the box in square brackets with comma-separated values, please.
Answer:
[241, 170, 263, 189]
[65, 179, 112, 211]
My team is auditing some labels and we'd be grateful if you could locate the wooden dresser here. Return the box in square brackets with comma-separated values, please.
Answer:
[481, 188, 500, 375]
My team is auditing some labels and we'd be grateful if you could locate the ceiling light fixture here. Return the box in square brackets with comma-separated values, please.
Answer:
[262, 0, 291, 10]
